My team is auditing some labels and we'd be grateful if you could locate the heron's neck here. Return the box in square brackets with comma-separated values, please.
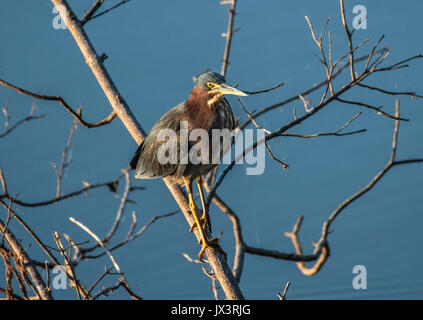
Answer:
[186, 86, 216, 129]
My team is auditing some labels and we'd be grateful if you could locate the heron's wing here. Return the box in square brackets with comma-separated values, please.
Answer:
[133, 102, 189, 179]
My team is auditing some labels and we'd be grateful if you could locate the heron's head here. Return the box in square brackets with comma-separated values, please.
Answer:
[193, 71, 247, 107]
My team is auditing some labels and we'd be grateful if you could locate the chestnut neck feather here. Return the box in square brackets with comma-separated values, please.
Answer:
[185, 86, 216, 130]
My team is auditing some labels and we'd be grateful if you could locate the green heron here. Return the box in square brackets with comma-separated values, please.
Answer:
[130, 71, 247, 260]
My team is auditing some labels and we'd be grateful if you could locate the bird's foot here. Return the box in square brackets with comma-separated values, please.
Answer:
[198, 237, 227, 262]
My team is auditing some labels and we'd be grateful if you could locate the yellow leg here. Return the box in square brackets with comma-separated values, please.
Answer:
[196, 176, 211, 232]
[184, 177, 220, 260]
[188, 202, 201, 233]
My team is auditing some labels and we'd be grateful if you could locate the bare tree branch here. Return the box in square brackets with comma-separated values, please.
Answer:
[336, 98, 409, 121]
[242, 100, 422, 274]
[203, 183, 246, 283]
[340, 0, 355, 80]
[358, 83, 423, 99]
[312, 100, 423, 253]
[0, 78, 117, 128]
[277, 281, 291, 300]
[238, 49, 388, 131]
[220, 0, 238, 77]
[0, 167, 7, 194]
[284, 216, 329, 276]
[80, 209, 178, 262]
[84, 266, 113, 299]
[51, 113, 79, 197]
[81, 0, 105, 25]
[69, 216, 142, 300]
[0, 102, 46, 138]
[242, 82, 284, 95]
[103, 170, 131, 245]
[0, 199, 60, 266]
[53, 232, 84, 299]
[0, 218, 52, 300]
[208, 48, 422, 205]
[82, 0, 133, 26]
[0, 174, 124, 207]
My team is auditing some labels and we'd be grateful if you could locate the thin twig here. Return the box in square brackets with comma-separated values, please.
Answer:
[103, 169, 131, 245]
[340, 0, 355, 80]
[220, 0, 238, 77]
[52, 113, 79, 197]
[238, 50, 387, 131]
[53, 232, 83, 299]
[208, 50, 423, 204]
[278, 281, 291, 300]
[336, 98, 409, 121]
[82, 0, 132, 25]
[0, 167, 7, 194]
[0, 78, 117, 128]
[265, 142, 289, 169]
[238, 98, 271, 134]
[358, 83, 423, 99]
[81, 0, 105, 25]
[242, 82, 284, 95]
[84, 266, 113, 299]
[0, 103, 47, 138]
[0, 218, 52, 300]
[0, 199, 60, 266]
[69, 216, 142, 300]
[0, 174, 123, 207]
[69, 218, 120, 273]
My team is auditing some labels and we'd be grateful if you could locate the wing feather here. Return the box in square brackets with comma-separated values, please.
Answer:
[132, 102, 188, 180]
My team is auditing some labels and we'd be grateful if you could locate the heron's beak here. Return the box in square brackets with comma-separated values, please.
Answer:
[216, 83, 248, 96]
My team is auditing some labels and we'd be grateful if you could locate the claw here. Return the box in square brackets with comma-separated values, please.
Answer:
[197, 238, 227, 261]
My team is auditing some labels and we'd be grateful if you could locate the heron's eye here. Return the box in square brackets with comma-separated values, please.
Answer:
[207, 82, 215, 89]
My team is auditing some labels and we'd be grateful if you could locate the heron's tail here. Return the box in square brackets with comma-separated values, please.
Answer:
[129, 142, 143, 170]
